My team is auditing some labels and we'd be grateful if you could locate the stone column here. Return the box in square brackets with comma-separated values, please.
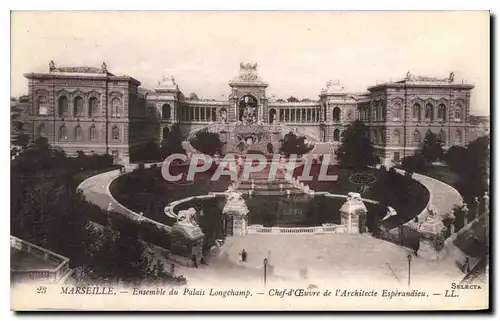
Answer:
[172, 101, 177, 122]
[259, 102, 264, 123]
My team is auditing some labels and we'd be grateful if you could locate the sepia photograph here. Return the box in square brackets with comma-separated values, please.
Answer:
[9, 10, 490, 311]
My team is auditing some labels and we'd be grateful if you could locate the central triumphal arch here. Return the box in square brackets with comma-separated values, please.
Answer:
[186, 63, 320, 155]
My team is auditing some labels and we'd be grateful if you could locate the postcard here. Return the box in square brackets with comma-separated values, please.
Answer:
[10, 11, 490, 311]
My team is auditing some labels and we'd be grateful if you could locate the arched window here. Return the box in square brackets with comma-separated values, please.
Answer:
[112, 126, 120, 140]
[73, 96, 84, 116]
[37, 124, 46, 138]
[111, 98, 121, 117]
[333, 129, 340, 142]
[74, 125, 83, 141]
[454, 105, 463, 121]
[439, 130, 446, 144]
[58, 96, 69, 116]
[37, 96, 48, 115]
[88, 97, 99, 117]
[238, 94, 258, 121]
[269, 109, 277, 123]
[59, 125, 68, 140]
[372, 129, 378, 143]
[332, 107, 341, 122]
[413, 130, 421, 144]
[162, 127, 170, 140]
[392, 103, 401, 120]
[89, 125, 97, 141]
[425, 103, 434, 121]
[412, 103, 421, 120]
[437, 104, 446, 120]
[455, 130, 462, 144]
[393, 130, 401, 144]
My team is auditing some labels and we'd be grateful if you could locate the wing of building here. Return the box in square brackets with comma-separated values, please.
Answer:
[18, 61, 477, 166]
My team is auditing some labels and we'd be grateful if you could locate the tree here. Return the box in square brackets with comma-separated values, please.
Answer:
[188, 93, 199, 101]
[335, 121, 379, 170]
[401, 154, 426, 172]
[287, 96, 299, 103]
[160, 124, 185, 158]
[190, 130, 222, 156]
[421, 131, 444, 163]
[279, 131, 313, 157]
[444, 145, 468, 172]
[456, 136, 490, 203]
[113, 223, 148, 284]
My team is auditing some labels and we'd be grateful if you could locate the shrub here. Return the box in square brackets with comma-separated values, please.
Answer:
[444, 145, 468, 172]
[401, 154, 426, 172]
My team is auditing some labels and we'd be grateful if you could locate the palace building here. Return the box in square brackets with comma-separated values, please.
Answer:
[21, 61, 475, 165]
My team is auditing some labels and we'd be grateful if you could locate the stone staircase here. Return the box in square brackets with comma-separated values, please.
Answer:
[233, 160, 302, 196]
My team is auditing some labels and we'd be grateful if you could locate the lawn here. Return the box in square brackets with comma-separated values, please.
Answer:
[418, 165, 460, 189]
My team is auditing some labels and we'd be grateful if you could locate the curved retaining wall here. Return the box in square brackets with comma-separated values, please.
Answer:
[105, 171, 172, 232]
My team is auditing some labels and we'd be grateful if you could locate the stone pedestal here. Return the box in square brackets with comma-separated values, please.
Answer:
[406, 205, 447, 261]
[339, 192, 368, 234]
[222, 191, 249, 236]
[170, 222, 205, 265]
[416, 236, 445, 261]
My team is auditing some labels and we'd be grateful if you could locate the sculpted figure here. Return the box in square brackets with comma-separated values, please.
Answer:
[177, 207, 198, 227]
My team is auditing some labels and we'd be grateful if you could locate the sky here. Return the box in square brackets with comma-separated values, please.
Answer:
[11, 11, 490, 115]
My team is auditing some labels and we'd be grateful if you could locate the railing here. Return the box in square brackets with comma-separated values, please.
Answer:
[279, 227, 315, 234]
[11, 236, 71, 284]
[247, 224, 345, 235]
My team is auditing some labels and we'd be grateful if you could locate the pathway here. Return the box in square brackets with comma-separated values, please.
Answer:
[395, 169, 463, 218]
[78, 169, 129, 215]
